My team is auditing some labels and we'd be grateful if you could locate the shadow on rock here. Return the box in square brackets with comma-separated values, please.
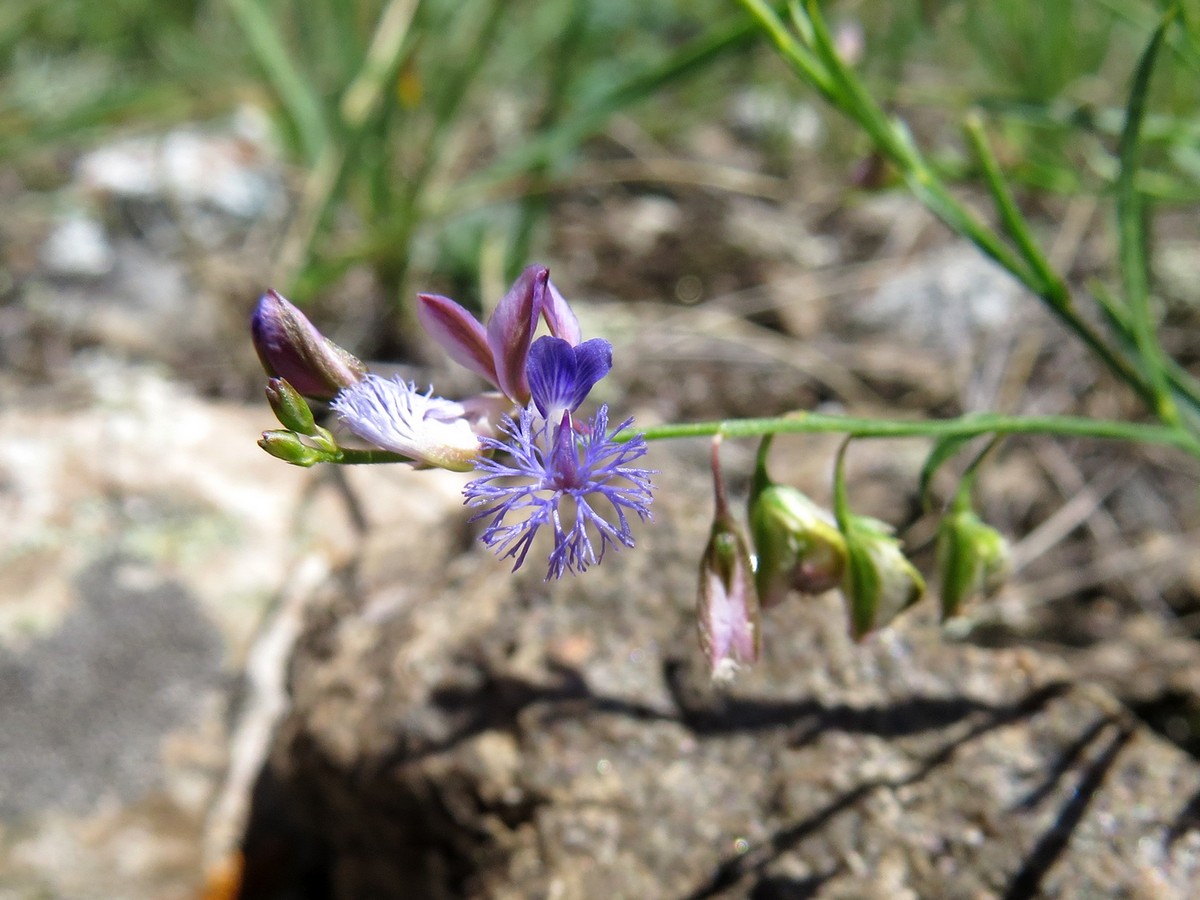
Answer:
[681, 681, 1071, 899]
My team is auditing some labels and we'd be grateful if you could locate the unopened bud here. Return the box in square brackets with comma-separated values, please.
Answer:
[749, 483, 847, 608]
[258, 430, 326, 467]
[251, 290, 367, 399]
[698, 440, 760, 679]
[936, 509, 1010, 620]
[841, 516, 925, 640]
[265, 377, 317, 435]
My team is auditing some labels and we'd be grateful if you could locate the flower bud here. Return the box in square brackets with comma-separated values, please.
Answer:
[840, 516, 925, 640]
[936, 509, 1010, 620]
[697, 440, 760, 679]
[251, 290, 367, 399]
[265, 377, 316, 435]
[258, 430, 326, 467]
[749, 482, 847, 608]
[698, 518, 760, 681]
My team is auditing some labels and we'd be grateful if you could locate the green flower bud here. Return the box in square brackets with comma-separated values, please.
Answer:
[936, 509, 1010, 620]
[265, 377, 317, 435]
[841, 516, 925, 640]
[258, 430, 326, 467]
[749, 483, 847, 608]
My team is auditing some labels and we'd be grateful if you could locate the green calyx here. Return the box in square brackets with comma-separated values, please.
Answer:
[937, 509, 1010, 620]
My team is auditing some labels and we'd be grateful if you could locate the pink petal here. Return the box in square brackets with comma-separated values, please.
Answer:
[542, 278, 582, 346]
[487, 266, 547, 402]
[417, 293, 498, 388]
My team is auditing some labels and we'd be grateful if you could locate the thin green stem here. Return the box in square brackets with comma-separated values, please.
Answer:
[739, 0, 837, 101]
[831, 435, 853, 530]
[274, 0, 420, 284]
[506, 0, 590, 281]
[332, 447, 415, 465]
[227, 0, 329, 164]
[381, 0, 507, 291]
[1091, 280, 1200, 414]
[629, 410, 1200, 455]
[962, 112, 1066, 305]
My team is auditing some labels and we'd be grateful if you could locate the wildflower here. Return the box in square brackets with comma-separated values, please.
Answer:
[331, 375, 486, 471]
[936, 507, 1009, 620]
[417, 265, 582, 405]
[251, 290, 367, 399]
[748, 440, 847, 608]
[465, 406, 653, 578]
[840, 515, 925, 640]
[697, 439, 760, 679]
[463, 335, 653, 579]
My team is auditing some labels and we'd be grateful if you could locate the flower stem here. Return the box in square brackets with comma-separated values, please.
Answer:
[332, 447, 415, 465]
[630, 411, 1200, 455]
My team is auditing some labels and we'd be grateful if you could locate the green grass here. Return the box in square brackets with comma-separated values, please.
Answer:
[5, 0, 1197, 316]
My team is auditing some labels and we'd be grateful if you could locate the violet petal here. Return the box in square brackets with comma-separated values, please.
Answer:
[570, 338, 613, 404]
[417, 293, 498, 388]
[527, 336, 577, 420]
[542, 279, 582, 346]
[487, 265, 547, 402]
[527, 336, 613, 423]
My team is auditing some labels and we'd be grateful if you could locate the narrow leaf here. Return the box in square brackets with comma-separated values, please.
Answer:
[226, 0, 329, 164]
[918, 435, 975, 511]
[1116, 7, 1180, 425]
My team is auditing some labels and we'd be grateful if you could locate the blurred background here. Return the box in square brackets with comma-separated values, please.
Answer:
[1, 1, 1199, 897]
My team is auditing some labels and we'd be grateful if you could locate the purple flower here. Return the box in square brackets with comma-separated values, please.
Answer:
[331, 375, 487, 471]
[251, 290, 367, 399]
[526, 336, 613, 424]
[416, 265, 582, 405]
[464, 405, 654, 579]
[463, 330, 651, 578]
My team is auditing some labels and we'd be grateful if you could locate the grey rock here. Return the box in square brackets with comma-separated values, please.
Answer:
[853, 246, 1028, 358]
[0, 555, 223, 819]
[249, 448, 1200, 899]
[0, 364, 370, 898]
[39, 215, 115, 279]
[77, 108, 284, 224]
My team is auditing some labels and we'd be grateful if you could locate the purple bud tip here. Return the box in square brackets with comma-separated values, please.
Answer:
[416, 292, 498, 389]
[487, 266, 548, 403]
[251, 290, 367, 400]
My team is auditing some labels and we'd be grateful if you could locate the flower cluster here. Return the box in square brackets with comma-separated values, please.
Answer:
[698, 438, 925, 679]
[251, 266, 654, 580]
[698, 434, 1010, 679]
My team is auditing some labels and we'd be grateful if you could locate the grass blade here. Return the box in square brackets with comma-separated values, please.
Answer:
[226, 0, 329, 164]
[1116, 6, 1180, 426]
[963, 112, 1067, 307]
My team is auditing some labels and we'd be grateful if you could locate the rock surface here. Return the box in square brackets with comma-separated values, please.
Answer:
[247, 444, 1200, 899]
[4, 115, 1199, 898]
[0, 364, 366, 898]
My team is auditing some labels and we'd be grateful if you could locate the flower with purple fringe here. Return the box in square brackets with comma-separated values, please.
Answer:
[464, 405, 654, 579]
